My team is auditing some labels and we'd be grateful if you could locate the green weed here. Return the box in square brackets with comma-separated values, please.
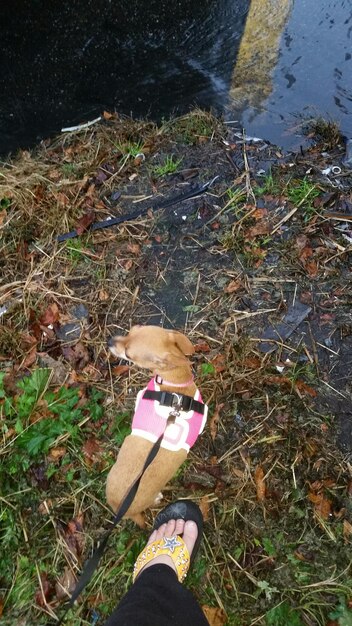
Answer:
[286, 177, 320, 220]
[152, 155, 183, 178]
[0, 369, 104, 475]
[114, 140, 144, 158]
[61, 163, 78, 177]
[255, 172, 281, 196]
[266, 601, 305, 626]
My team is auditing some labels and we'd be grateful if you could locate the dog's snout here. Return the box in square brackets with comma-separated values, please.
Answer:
[107, 336, 115, 348]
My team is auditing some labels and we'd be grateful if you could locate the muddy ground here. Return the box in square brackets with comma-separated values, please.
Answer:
[0, 111, 351, 625]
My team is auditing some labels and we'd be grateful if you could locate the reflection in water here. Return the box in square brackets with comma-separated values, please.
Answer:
[230, 0, 292, 110]
[0, 0, 352, 153]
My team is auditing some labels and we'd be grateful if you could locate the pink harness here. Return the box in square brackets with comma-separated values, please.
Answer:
[132, 378, 208, 452]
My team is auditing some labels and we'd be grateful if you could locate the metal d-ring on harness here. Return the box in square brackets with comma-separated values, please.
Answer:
[53, 392, 205, 626]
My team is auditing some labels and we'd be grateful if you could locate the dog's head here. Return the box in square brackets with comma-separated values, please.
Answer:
[107, 325, 194, 372]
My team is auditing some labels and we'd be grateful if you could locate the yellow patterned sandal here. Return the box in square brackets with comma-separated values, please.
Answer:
[133, 534, 191, 582]
[133, 500, 203, 584]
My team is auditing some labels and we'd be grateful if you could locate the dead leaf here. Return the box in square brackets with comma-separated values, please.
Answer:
[99, 289, 109, 301]
[61, 342, 90, 370]
[198, 496, 211, 521]
[55, 567, 77, 601]
[211, 354, 226, 373]
[299, 246, 314, 260]
[127, 242, 141, 255]
[224, 279, 242, 294]
[35, 572, 55, 607]
[38, 500, 53, 515]
[202, 605, 227, 626]
[245, 219, 271, 238]
[60, 515, 85, 563]
[40, 303, 60, 326]
[253, 207, 268, 219]
[254, 466, 266, 501]
[112, 364, 130, 376]
[83, 437, 103, 467]
[194, 341, 211, 353]
[209, 404, 224, 441]
[21, 343, 37, 369]
[0, 597, 3, 618]
[0, 209, 7, 226]
[295, 380, 317, 397]
[103, 110, 114, 120]
[76, 211, 95, 235]
[48, 447, 67, 462]
[305, 260, 318, 277]
[295, 234, 309, 250]
[308, 492, 332, 519]
[343, 520, 352, 542]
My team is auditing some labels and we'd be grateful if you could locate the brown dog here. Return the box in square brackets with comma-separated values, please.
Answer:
[106, 325, 207, 526]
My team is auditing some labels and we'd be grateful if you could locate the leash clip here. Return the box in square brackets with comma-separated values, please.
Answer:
[160, 391, 183, 423]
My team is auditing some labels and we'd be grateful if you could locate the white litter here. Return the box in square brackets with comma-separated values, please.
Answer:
[61, 116, 101, 133]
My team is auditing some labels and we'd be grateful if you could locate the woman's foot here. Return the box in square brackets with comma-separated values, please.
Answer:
[135, 518, 198, 579]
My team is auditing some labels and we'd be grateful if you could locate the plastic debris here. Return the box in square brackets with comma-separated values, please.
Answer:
[61, 116, 101, 133]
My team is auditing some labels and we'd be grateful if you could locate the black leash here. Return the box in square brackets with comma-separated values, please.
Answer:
[54, 431, 165, 625]
[56, 176, 219, 242]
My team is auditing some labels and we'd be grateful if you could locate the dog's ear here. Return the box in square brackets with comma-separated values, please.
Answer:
[168, 331, 194, 356]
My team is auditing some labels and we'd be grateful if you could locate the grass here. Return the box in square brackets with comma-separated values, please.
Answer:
[0, 110, 351, 626]
[286, 177, 321, 220]
[152, 154, 183, 177]
[305, 117, 341, 150]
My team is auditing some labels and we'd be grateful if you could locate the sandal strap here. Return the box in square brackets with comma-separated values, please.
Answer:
[133, 535, 190, 583]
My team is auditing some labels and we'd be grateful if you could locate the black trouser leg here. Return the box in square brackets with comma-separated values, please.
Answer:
[103, 564, 210, 626]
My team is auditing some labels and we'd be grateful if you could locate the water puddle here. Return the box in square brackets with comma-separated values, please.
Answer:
[0, 0, 351, 154]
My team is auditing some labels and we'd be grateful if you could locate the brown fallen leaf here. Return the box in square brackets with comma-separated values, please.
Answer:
[209, 404, 224, 441]
[38, 500, 53, 515]
[253, 207, 268, 220]
[299, 245, 314, 260]
[254, 466, 266, 501]
[60, 514, 85, 563]
[99, 289, 110, 301]
[61, 342, 90, 370]
[0, 209, 7, 226]
[82, 437, 103, 467]
[202, 605, 227, 626]
[55, 567, 77, 601]
[103, 110, 114, 120]
[35, 572, 55, 607]
[305, 260, 318, 277]
[245, 219, 271, 238]
[198, 496, 211, 521]
[308, 492, 332, 520]
[76, 211, 96, 235]
[194, 341, 211, 353]
[295, 380, 317, 397]
[127, 242, 141, 255]
[112, 364, 130, 376]
[224, 279, 242, 294]
[47, 447, 67, 462]
[211, 354, 226, 373]
[343, 520, 352, 542]
[40, 303, 60, 326]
